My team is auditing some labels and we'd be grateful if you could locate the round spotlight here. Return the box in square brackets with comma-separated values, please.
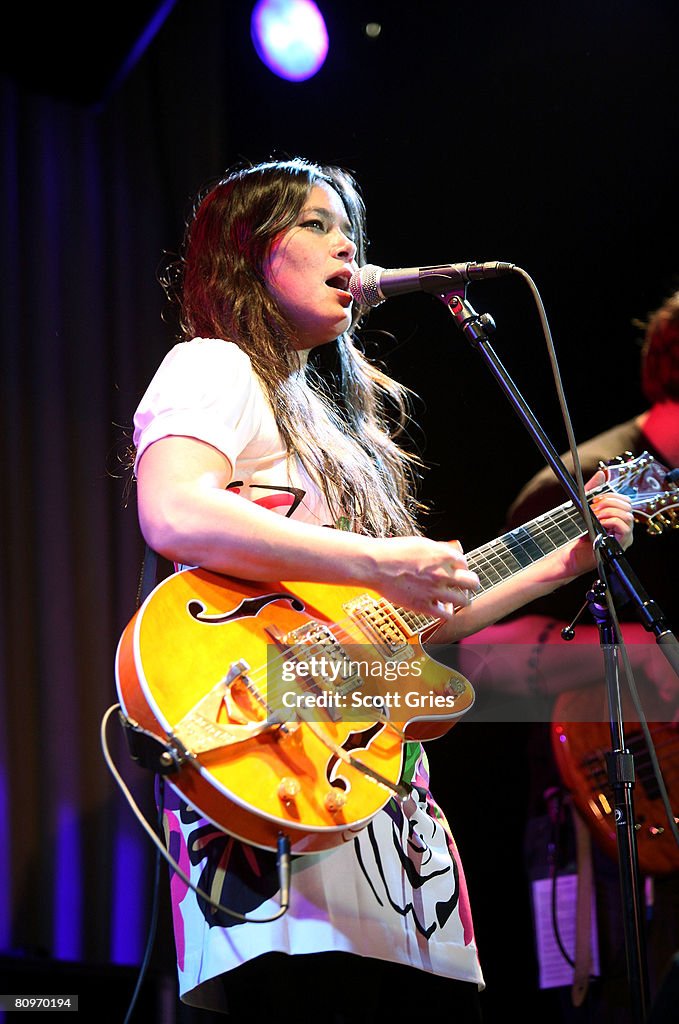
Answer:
[251, 0, 329, 82]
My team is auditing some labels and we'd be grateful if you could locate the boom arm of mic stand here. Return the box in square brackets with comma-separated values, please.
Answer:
[442, 290, 679, 675]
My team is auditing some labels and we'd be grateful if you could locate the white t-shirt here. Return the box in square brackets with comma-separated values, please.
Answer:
[133, 338, 483, 1010]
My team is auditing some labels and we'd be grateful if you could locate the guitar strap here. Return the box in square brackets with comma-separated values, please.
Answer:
[122, 543, 181, 775]
[136, 543, 160, 608]
[570, 800, 594, 1006]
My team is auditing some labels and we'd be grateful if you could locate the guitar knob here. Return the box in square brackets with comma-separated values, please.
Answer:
[324, 790, 347, 814]
[444, 676, 467, 697]
[277, 777, 301, 803]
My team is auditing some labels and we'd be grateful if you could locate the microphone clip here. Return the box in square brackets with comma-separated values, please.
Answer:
[444, 293, 497, 347]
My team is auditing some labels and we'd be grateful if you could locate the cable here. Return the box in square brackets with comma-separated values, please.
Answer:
[513, 268, 598, 548]
[547, 788, 575, 970]
[100, 704, 291, 924]
[123, 782, 164, 1024]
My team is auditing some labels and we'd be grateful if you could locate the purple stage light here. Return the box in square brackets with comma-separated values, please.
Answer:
[251, 0, 329, 82]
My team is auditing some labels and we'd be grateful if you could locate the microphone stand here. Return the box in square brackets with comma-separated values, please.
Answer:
[581, 578, 651, 1022]
[440, 288, 679, 1024]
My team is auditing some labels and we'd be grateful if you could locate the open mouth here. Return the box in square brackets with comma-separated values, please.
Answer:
[325, 273, 351, 292]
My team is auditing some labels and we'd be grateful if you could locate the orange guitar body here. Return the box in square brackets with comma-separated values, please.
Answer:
[552, 687, 679, 876]
[116, 568, 473, 854]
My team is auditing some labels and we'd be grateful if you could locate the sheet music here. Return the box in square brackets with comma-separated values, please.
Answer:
[532, 873, 600, 989]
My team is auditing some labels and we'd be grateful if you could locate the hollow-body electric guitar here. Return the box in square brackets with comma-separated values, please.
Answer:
[116, 452, 678, 853]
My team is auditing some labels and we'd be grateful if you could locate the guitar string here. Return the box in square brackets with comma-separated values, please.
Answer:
[257, 475, 665, 662]
[233, 508, 582, 701]
[469, 482, 674, 588]
[188, 476, 661, 724]
[633, 739, 679, 777]
[577, 731, 679, 783]
[220, 485, 648, 713]
[204, 500, 597, 719]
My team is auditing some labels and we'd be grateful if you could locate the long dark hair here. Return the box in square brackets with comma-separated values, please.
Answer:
[162, 157, 425, 537]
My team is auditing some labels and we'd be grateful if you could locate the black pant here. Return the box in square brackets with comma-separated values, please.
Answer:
[219, 951, 483, 1023]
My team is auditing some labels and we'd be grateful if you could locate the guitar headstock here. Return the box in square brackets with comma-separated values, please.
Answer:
[602, 451, 679, 535]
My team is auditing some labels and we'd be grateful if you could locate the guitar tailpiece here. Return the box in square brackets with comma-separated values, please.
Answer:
[119, 711, 184, 775]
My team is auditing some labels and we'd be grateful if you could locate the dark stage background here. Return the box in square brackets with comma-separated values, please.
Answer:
[1, 1, 678, 1020]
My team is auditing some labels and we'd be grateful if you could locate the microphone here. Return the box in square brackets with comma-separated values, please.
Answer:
[349, 261, 516, 307]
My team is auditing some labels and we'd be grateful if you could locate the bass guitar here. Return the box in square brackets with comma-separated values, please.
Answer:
[552, 689, 679, 876]
[116, 451, 678, 853]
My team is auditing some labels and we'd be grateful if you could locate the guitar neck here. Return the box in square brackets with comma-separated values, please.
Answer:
[468, 495, 589, 594]
[397, 492, 598, 634]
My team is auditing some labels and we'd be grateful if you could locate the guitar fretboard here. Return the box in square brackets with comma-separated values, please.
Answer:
[396, 491, 598, 635]
[469, 498, 587, 591]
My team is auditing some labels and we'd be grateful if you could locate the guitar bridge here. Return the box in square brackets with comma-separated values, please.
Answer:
[172, 659, 280, 754]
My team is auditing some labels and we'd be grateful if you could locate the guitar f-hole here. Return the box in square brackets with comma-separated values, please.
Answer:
[187, 591, 304, 625]
[325, 722, 385, 792]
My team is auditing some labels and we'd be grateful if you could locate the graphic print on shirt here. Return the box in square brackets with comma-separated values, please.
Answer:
[162, 745, 474, 951]
[227, 479, 351, 531]
[227, 480, 307, 518]
[353, 748, 474, 945]
[165, 787, 282, 930]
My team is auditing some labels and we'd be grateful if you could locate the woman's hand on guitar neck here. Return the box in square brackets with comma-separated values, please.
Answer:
[543, 470, 635, 583]
[428, 473, 634, 645]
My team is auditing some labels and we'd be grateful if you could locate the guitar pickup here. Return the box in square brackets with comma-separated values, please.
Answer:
[344, 593, 413, 660]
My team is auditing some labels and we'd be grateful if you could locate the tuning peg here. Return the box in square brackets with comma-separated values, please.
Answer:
[646, 520, 664, 535]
